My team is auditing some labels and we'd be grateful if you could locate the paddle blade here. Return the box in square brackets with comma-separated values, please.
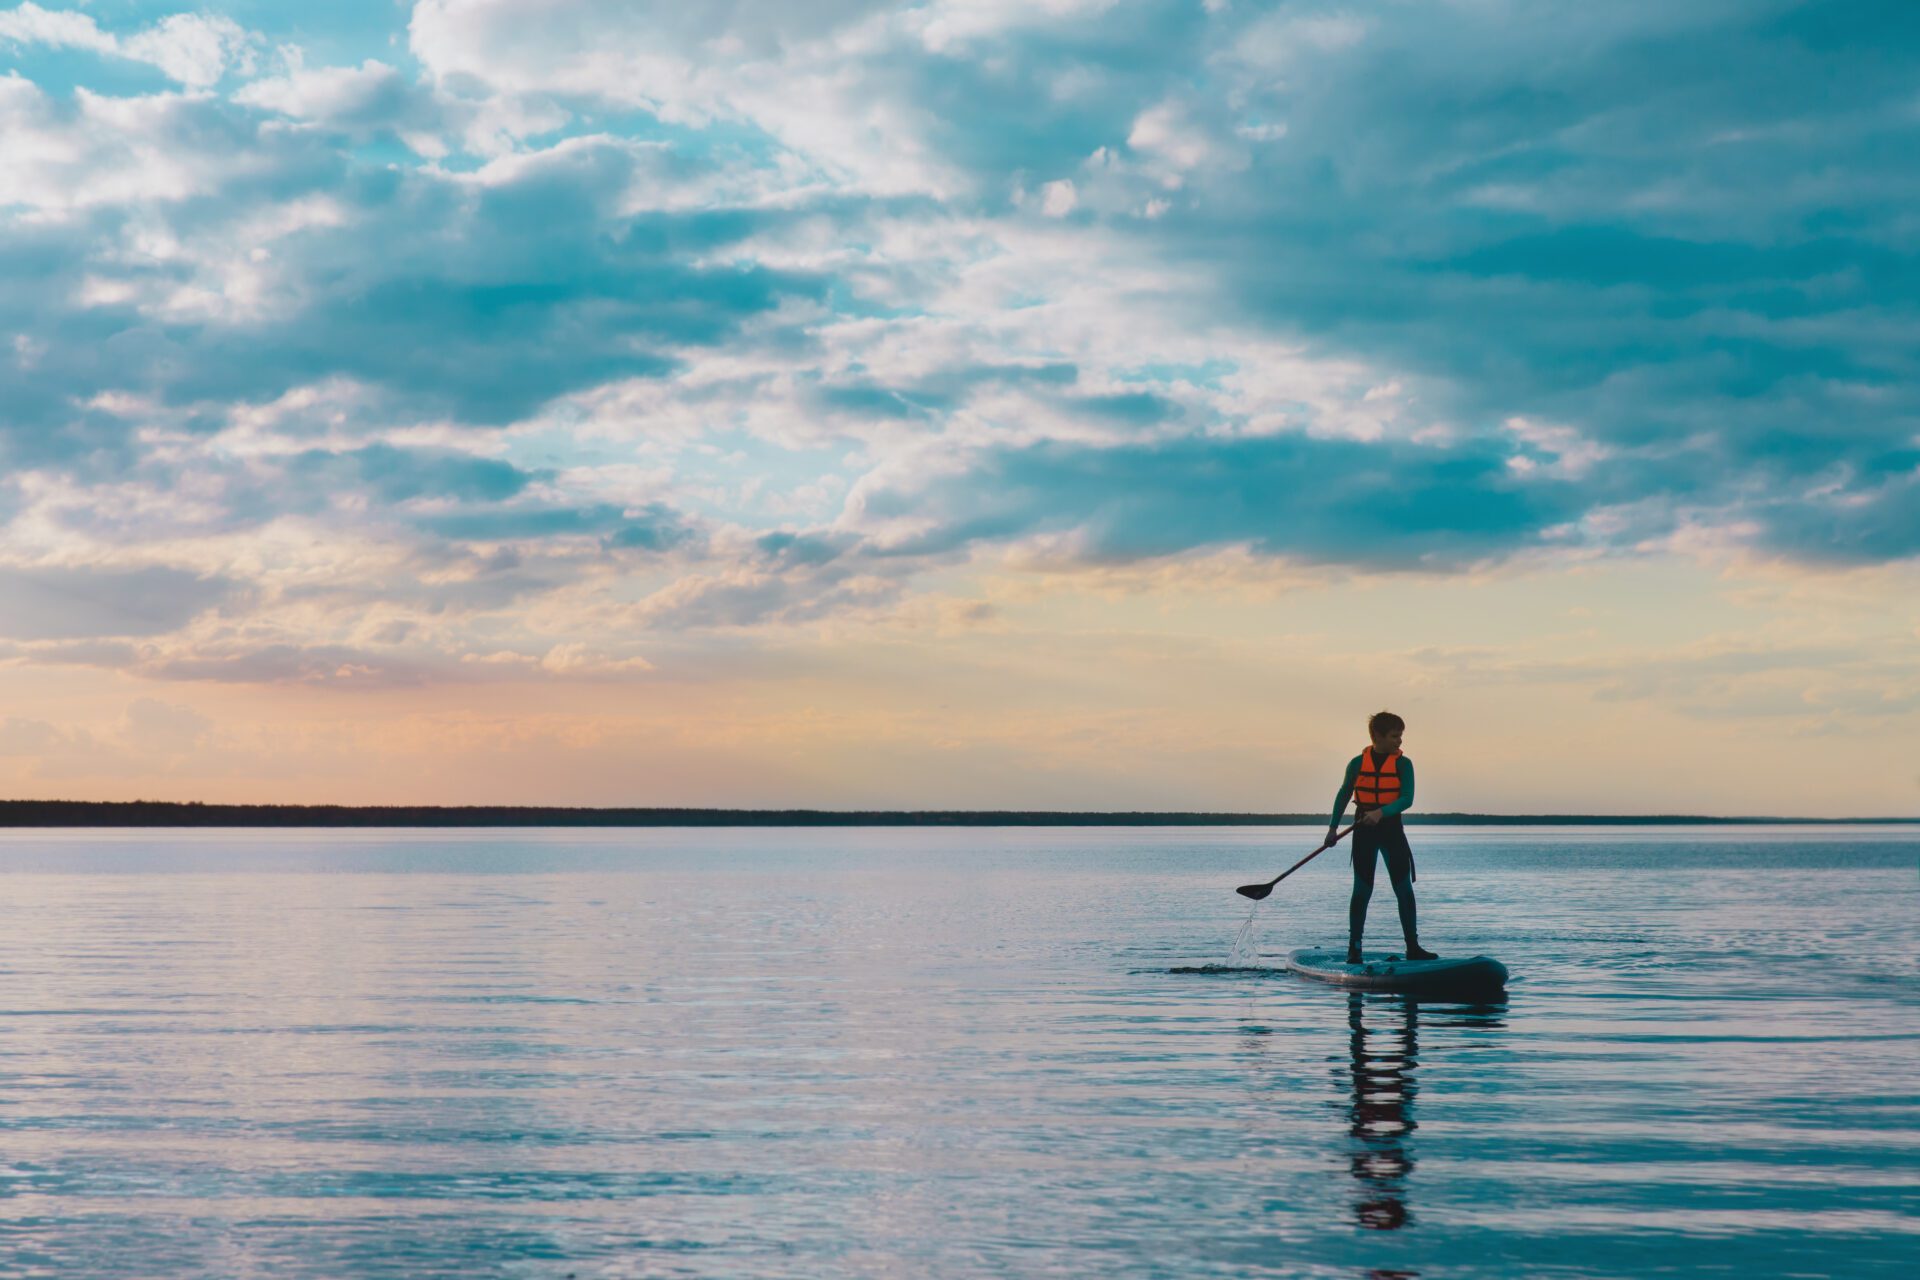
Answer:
[1235, 882, 1274, 900]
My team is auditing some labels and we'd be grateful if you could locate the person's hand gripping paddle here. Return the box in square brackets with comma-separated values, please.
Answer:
[1235, 824, 1356, 900]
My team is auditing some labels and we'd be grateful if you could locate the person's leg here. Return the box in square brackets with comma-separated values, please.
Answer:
[1348, 827, 1381, 958]
[1381, 824, 1430, 956]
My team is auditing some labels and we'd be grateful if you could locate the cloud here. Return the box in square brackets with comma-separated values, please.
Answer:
[0, 714, 79, 755]
[106, 641, 438, 688]
[534, 643, 652, 676]
[0, 0, 1915, 696]
[0, 3, 115, 58]
[1755, 463, 1920, 564]
[847, 430, 1581, 569]
[405, 0, 1194, 196]
[3, 112, 826, 472]
[0, 564, 239, 639]
[422, 0, 1920, 562]
[631, 565, 904, 630]
[122, 13, 258, 89]
[0, 5, 258, 89]
[233, 55, 438, 145]
[0, 77, 302, 214]
[286, 444, 538, 506]
[144, 141, 820, 426]
[1163, 1, 1920, 559]
[413, 498, 698, 548]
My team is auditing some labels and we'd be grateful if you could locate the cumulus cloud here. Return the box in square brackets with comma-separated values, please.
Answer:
[234, 54, 438, 146]
[0, 77, 292, 213]
[0, 5, 258, 88]
[0, 3, 115, 57]
[122, 12, 258, 88]
[2, 116, 825, 489]
[404, 0, 1202, 196]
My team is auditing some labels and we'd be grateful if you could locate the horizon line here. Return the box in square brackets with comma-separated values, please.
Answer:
[0, 801, 1914, 828]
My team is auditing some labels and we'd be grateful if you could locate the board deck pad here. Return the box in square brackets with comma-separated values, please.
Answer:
[1286, 946, 1509, 995]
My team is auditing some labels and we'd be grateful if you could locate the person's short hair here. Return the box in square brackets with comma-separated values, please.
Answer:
[1368, 710, 1405, 737]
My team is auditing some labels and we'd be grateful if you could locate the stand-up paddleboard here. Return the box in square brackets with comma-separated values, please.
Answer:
[1286, 947, 1508, 996]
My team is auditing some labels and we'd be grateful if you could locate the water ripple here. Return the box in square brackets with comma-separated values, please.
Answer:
[0, 826, 1912, 1277]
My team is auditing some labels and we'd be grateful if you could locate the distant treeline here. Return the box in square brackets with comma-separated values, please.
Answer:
[0, 801, 1911, 828]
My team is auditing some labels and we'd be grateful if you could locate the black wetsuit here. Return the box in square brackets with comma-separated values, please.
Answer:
[1329, 752, 1418, 951]
[1350, 816, 1417, 951]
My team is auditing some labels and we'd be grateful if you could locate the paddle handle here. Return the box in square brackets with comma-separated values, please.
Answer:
[1257, 822, 1356, 890]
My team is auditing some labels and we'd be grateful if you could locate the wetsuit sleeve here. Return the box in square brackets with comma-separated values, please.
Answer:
[1328, 755, 1360, 827]
[1379, 756, 1415, 819]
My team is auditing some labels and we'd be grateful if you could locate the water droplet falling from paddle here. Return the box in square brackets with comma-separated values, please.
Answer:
[1227, 899, 1262, 967]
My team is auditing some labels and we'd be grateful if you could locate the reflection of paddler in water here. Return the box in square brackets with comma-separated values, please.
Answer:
[1340, 995, 1509, 1280]
[1345, 993, 1419, 1234]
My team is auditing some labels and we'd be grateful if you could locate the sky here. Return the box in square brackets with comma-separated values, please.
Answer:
[1, 0, 1918, 815]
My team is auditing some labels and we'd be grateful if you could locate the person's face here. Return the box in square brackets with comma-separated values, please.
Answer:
[1371, 726, 1404, 755]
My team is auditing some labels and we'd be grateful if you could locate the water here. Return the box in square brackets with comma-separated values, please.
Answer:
[0, 825, 1913, 1278]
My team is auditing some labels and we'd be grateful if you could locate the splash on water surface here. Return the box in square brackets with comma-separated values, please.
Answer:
[1227, 897, 1264, 967]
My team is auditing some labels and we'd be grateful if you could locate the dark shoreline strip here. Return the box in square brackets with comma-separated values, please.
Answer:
[0, 802, 1912, 828]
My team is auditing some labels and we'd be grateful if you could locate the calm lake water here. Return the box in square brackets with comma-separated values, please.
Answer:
[0, 826, 1914, 1278]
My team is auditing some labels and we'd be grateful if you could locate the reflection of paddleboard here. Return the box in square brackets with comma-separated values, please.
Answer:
[1286, 947, 1508, 995]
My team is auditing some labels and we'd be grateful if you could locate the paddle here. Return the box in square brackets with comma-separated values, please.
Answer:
[1235, 823, 1357, 900]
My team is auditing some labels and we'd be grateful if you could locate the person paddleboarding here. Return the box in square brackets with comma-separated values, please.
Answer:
[1330, 712, 1437, 965]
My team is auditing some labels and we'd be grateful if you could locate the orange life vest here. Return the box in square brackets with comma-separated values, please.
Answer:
[1353, 748, 1402, 811]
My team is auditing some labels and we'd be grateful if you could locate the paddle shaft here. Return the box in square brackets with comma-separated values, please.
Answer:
[1254, 822, 1356, 891]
